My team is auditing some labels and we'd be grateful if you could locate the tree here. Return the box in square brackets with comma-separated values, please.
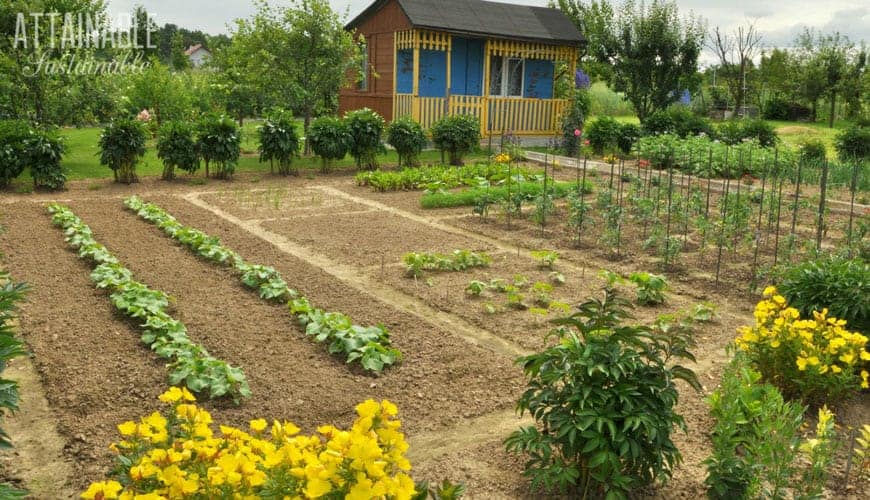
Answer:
[707, 22, 763, 117]
[796, 29, 860, 127]
[559, 0, 704, 122]
[223, 0, 361, 140]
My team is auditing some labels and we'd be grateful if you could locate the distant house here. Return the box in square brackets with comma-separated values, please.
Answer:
[184, 44, 211, 68]
[339, 0, 585, 137]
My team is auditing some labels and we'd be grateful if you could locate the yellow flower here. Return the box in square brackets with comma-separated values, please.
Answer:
[796, 357, 808, 371]
[861, 351, 870, 361]
[118, 421, 137, 437]
[158, 387, 196, 404]
[81, 481, 123, 499]
[839, 352, 855, 365]
[305, 477, 333, 498]
[249, 419, 267, 433]
[830, 364, 842, 374]
[862, 370, 869, 389]
[762, 286, 777, 297]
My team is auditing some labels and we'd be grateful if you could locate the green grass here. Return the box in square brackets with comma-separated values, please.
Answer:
[12, 125, 487, 183]
[767, 120, 848, 157]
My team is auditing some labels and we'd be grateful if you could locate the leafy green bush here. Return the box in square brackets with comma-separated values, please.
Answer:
[617, 123, 640, 154]
[775, 254, 869, 333]
[196, 114, 240, 180]
[157, 121, 199, 180]
[798, 139, 827, 165]
[258, 110, 300, 176]
[308, 116, 351, 172]
[717, 120, 744, 146]
[834, 125, 870, 161]
[99, 119, 147, 184]
[430, 115, 480, 166]
[345, 108, 385, 171]
[26, 127, 66, 190]
[386, 117, 426, 168]
[641, 110, 674, 136]
[561, 90, 591, 156]
[403, 250, 491, 278]
[585, 116, 622, 154]
[0, 120, 30, 188]
[0, 271, 28, 450]
[505, 288, 699, 498]
[740, 119, 778, 147]
[673, 111, 715, 139]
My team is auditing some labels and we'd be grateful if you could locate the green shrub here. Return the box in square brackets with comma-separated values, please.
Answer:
[0, 120, 32, 188]
[641, 110, 674, 136]
[99, 119, 147, 184]
[617, 123, 640, 154]
[258, 110, 300, 176]
[26, 127, 66, 190]
[717, 120, 744, 146]
[345, 108, 385, 171]
[196, 115, 240, 180]
[740, 119, 778, 147]
[505, 287, 699, 498]
[0, 271, 28, 498]
[430, 114, 480, 166]
[672, 111, 714, 139]
[834, 125, 870, 161]
[308, 116, 351, 172]
[776, 254, 869, 333]
[561, 90, 591, 156]
[157, 121, 199, 180]
[798, 139, 827, 165]
[628, 272, 669, 305]
[585, 116, 622, 154]
[386, 117, 426, 168]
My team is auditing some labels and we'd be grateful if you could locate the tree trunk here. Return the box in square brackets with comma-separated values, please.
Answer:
[828, 92, 836, 128]
[811, 100, 818, 122]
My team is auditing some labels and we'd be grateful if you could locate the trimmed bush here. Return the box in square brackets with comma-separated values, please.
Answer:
[156, 121, 199, 180]
[740, 119, 778, 147]
[641, 110, 674, 136]
[308, 116, 351, 173]
[617, 123, 641, 154]
[775, 254, 869, 334]
[430, 114, 480, 166]
[345, 108, 385, 171]
[196, 114, 240, 180]
[834, 125, 870, 161]
[0, 120, 31, 188]
[386, 117, 426, 168]
[798, 139, 827, 165]
[26, 127, 66, 190]
[561, 90, 591, 156]
[585, 116, 622, 154]
[99, 119, 147, 184]
[258, 110, 300, 176]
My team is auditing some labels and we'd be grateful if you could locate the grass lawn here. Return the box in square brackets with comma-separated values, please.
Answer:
[12, 124, 490, 185]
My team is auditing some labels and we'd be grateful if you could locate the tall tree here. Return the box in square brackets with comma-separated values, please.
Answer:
[707, 21, 763, 118]
[607, 0, 704, 121]
[554, 0, 617, 81]
[796, 29, 859, 127]
[221, 0, 360, 136]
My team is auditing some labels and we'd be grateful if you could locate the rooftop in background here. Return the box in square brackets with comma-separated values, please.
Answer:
[347, 0, 585, 46]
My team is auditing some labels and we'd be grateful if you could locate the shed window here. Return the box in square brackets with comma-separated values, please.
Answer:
[489, 56, 524, 97]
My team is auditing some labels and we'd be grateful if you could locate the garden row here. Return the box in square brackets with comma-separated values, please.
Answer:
[124, 196, 401, 372]
[47, 204, 251, 401]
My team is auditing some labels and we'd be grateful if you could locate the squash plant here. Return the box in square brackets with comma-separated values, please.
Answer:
[506, 287, 699, 498]
[99, 119, 146, 184]
[258, 110, 300, 176]
[156, 121, 199, 180]
[196, 114, 240, 179]
[308, 116, 351, 173]
[345, 108, 385, 171]
[386, 116, 426, 168]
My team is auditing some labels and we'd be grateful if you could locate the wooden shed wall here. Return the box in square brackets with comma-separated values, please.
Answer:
[338, 0, 411, 120]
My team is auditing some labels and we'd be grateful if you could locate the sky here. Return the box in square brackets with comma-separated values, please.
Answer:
[105, 0, 870, 62]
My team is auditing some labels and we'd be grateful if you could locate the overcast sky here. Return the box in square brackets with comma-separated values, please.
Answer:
[106, 0, 870, 62]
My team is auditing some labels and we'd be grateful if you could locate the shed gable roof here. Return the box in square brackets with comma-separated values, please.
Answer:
[348, 0, 585, 46]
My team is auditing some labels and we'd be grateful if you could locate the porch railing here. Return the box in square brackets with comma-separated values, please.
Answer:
[393, 94, 567, 136]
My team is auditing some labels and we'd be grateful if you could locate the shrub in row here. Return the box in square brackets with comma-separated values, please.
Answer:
[308, 108, 386, 172]
[125, 197, 401, 372]
[0, 119, 66, 190]
[47, 204, 251, 402]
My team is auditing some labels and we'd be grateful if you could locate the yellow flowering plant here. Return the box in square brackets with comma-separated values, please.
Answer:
[82, 387, 417, 499]
[736, 286, 870, 404]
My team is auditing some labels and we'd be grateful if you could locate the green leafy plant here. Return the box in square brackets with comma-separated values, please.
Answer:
[412, 479, 466, 500]
[775, 254, 869, 333]
[585, 116, 622, 154]
[258, 110, 300, 176]
[430, 114, 481, 166]
[386, 116, 426, 168]
[531, 282, 554, 307]
[125, 197, 400, 373]
[628, 272, 669, 306]
[99, 119, 147, 184]
[834, 124, 870, 161]
[560, 89, 590, 157]
[0, 270, 27, 498]
[0, 120, 30, 188]
[505, 287, 699, 498]
[196, 114, 240, 179]
[24, 126, 66, 190]
[308, 116, 351, 172]
[403, 250, 492, 278]
[687, 302, 717, 323]
[48, 204, 250, 402]
[465, 280, 488, 297]
[549, 271, 566, 285]
[345, 108, 385, 171]
[530, 250, 559, 269]
[157, 121, 200, 180]
[504, 286, 527, 310]
[356, 162, 533, 192]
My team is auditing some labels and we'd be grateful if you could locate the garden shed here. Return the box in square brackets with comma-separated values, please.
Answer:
[339, 0, 585, 136]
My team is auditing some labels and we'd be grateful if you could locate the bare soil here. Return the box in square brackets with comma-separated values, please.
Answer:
[0, 172, 866, 499]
